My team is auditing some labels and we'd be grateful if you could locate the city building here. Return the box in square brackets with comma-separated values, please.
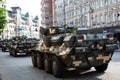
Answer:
[0, 0, 6, 8]
[89, 0, 120, 29]
[2, 11, 16, 39]
[54, 0, 65, 26]
[54, 0, 120, 29]
[30, 16, 40, 39]
[52, 0, 56, 26]
[41, 0, 53, 27]
[2, 6, 40, 39]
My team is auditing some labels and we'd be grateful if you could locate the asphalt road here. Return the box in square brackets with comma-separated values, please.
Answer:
[0, 50, 120, 80]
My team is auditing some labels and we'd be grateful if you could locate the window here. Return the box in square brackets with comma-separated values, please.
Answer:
[43, 3, 49, 7]
[95, 15, 98, 25]
[43, 10, 49, 14]
[45, 23, 49, 26]
[100, 13, 103, 23]
[91, 15, 93, 26]
[118, 12, 120, 21]
[105, 13, 108, 24]
[43, 17, 49, 20]
[112, 13, 115, 22]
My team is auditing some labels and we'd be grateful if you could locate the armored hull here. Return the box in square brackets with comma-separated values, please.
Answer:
[31, 27, 117, 77]
[9, 36, 38, 57]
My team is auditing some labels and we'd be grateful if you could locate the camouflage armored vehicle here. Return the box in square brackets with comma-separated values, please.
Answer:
[9, 36, 38, 57]
[23, 38, 38, 54]
[31, 27, 117, 77]
[1, 39, 12, 52]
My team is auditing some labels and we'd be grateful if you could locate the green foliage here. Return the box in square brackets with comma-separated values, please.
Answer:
[0, 5, 7, 34]
[67, 27, 77, 33]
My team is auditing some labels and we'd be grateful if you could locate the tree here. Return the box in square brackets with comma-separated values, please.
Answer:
[0, 0, 7, 34]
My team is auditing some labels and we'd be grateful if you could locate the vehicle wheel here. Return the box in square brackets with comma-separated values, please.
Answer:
[2, 48, 5, 52]
[12, 50, 17, 57]
[44, 55, 52, 73]
[95, 64, 108, 72]
[2, 48, 4, 52]
[9, 49, 12, 56]
[4, 48, 6, 52]
[52, 56, 64, 78]
[31, 52, 37, 67]
[37, 53, 44, 69]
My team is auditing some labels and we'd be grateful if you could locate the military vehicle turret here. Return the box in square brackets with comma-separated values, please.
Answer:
[31, 26, 117, 78]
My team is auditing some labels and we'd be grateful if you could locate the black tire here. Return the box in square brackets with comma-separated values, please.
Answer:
[52, 56, 64, 78]
[9, 49, 12, 56]
[4, 48, 6, 52]
[2, 48, 5, 52]
[12, 50, 17, 57]
[44, 55, 52, 73]
[31, 52, 37, 67]
[95, 64, 108, 72]
[1, 48, 4, 52]
[37, 53, 44, 69]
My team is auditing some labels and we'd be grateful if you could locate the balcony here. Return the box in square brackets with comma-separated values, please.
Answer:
[41, 14, 52, 17]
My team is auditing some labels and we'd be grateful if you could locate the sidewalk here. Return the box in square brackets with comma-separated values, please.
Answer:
[115, 49, 120, 52]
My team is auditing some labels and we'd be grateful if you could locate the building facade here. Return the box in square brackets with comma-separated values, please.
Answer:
[54, 0, 65, 26]
[0, 0, 6, 8]
[2, 6, 40, 39]
[41, 0, 53, 27]
[52, 0, 56, 26]
[54, 0, 120, 29]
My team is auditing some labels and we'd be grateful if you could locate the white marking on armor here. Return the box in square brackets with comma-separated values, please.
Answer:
[61, 55, 67, 59]
[88, 57, 93, 60]
[73, 61, 82, 66]
[109, 38, 113, 40]
[83, 49, 86, 52]
[96, 54, 112, 63]
[78, 40, 83, 42]
[98, 46, 103, 49]
[92, 45, 94, 48]
[71, 56, 76, 60]
[49, 28, 56, 34]
[49, 46, 54, 52]
[59, 46, 71, 55]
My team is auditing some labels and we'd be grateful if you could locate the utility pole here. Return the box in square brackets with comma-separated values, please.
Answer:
[89, 0, 93, 28]
[106, 0, 109, 27]
[63, 0, 66, 27]
[80, 1, 83, 28]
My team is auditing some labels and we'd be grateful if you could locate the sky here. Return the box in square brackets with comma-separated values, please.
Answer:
[6, 0, 41, 18]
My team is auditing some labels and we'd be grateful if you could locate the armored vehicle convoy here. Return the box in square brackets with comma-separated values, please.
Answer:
[31, 26, 117, 77]
[9, 36, 38, 57]
[24, 38, 39, 54]
[1, 39, 12, 52]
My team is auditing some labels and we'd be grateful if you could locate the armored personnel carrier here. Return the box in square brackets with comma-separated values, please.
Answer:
[9, 36, 38, 57]
[24, 38, 39, 54]
[31, 26, 117, 77]
[1, 39, 12, 52]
